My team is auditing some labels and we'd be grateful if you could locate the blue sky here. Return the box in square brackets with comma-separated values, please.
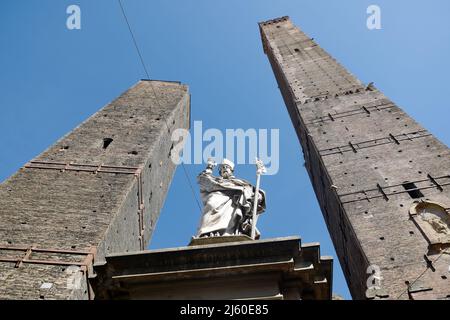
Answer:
[1, 0, 449, 300]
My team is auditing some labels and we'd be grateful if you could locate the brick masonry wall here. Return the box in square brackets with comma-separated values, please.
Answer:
[260, 17, 450, 300]
[0, 80, 190, 299]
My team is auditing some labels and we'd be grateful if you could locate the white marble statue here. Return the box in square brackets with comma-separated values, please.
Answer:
[196, 158, 266, 239]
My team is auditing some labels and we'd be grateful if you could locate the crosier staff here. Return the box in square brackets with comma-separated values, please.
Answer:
[251, 158, 266, 240]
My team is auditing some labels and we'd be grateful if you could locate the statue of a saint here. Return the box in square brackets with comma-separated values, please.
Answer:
[196, 158, 266, 239]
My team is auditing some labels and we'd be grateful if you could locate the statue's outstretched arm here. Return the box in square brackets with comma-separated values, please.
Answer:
[197, 158, 229, 192]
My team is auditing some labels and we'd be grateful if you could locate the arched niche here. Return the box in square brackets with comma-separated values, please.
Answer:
[409, 200, 450, 250]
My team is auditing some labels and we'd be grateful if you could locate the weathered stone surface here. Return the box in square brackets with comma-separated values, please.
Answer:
[259, 16, 450, 299]
[93, 236, 333, 300]
[0, 80, 190, 299]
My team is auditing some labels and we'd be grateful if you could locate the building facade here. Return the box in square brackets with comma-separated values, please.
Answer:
[0, 80, 190, 299]
[259, 16, 450, 300]
[93, 236, 333, 300]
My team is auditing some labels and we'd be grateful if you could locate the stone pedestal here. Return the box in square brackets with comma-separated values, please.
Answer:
[93, 236, 333, 300]
[188, 235, 253, 246]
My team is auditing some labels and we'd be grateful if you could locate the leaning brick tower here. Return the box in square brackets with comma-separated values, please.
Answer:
[0, 80, 190, 299]
[259, 16, 450, 299]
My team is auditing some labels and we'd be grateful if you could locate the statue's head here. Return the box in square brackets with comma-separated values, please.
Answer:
[219, 159, 235, 179]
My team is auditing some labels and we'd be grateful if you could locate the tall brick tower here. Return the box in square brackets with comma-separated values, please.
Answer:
[259, 17, 450, 299]
[0, 80, 190, 299]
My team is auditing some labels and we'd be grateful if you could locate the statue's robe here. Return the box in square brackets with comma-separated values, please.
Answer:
[197, 170, 266, 237]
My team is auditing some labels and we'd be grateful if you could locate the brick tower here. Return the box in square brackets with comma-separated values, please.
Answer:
[0, 80, 190, 299]
[259, 17, 450, 299]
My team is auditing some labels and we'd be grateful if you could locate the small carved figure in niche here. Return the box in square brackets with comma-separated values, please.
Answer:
[410, 200, 450, 244]
[420, 208, 450, 235]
